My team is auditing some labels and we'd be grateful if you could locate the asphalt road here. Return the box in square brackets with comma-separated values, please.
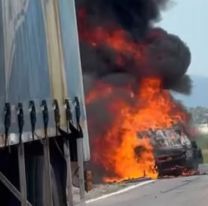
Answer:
[87, 166, 208, 206]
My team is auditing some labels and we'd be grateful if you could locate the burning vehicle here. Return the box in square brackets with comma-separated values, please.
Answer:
[76, 0, 196, 183]
[139, 127, 203, 177]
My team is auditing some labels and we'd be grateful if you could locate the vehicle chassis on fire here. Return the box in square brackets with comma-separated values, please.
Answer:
[139, 126, 203, 177]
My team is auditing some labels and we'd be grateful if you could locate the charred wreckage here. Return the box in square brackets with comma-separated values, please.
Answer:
[138, 126, 203, 177]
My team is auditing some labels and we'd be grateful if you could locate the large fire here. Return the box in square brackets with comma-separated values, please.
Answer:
[78, 8, 189, 183]
[86, 78, 188, 182]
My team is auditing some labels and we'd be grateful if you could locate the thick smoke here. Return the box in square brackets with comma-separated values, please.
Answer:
[77, 0, 192, 181]
[77, 0, 169, 39]
[77, 0, 192, 94]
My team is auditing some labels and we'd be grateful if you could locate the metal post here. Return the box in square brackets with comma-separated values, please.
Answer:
[64, 140, 74, 206]
[77, 138, 85, 201]
[43, 138, 53, 206]
[18, 143, 28, 206]
[74, 97, 85, 201]
[17, 103, 28, 206]
[41, 100, 53, 206]
[64, 99, 75, 206]
[0, 171, 32, 206]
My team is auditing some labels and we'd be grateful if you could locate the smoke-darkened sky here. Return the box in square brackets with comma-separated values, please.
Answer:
[77, 0, 192, 94]
[158, 0, 208, 77]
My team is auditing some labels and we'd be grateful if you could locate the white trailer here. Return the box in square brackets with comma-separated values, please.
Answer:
[0, 0, 90, 205]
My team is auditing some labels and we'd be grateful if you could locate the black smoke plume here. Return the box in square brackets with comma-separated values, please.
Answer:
[76, 0, 192, 94]
[77, 0, 168, 39]
[76, 0, 192, 182]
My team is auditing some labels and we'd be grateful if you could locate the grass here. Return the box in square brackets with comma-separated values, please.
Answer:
[202, 149, 208, 163]
[195, 134, 208, 163]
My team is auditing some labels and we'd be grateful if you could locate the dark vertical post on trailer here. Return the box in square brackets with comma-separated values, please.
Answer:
[0, 0, 90, 206]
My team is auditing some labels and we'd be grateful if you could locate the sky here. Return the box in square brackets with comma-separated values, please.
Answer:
[158, 0, 208, 77]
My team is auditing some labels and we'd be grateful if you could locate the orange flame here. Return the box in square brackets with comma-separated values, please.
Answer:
[88, 78, 188, 182]
[79, 12, 189, 182]
[80, 26, 148, 69]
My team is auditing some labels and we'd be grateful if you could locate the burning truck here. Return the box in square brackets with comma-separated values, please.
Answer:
[76, 0, 199, 182]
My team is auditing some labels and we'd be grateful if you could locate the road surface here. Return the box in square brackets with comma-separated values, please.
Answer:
[87, 174, 208, 206]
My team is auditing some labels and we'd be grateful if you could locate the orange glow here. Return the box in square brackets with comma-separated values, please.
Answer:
[86, 82, 113, 104]
[80, 26, 148, 69]
[88, 78, 188, 182]
[79, 12, 189, 182]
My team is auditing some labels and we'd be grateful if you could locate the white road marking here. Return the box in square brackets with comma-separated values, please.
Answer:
[86, 180, 156, 204]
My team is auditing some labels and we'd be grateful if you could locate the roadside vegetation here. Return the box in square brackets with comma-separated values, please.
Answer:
[195, 134, 208, 163]
[189, 107, 208, 124]
[188, 107, 208, 163]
